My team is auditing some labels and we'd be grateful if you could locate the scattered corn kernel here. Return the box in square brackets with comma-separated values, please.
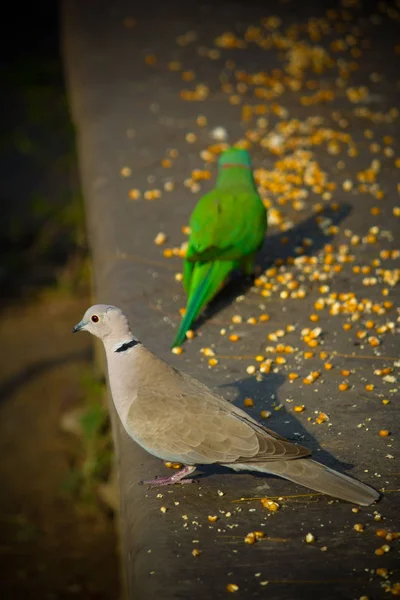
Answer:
[202, 347, 215, 357]
[316, 412, 329, 424]
[154, 232, 167, 245]
[120, 166, 132, 177]
[376, 529, 388, 538]
[260, 410, 271, 419]
[261, 499, 280, 511]
[244, 532, 256, 545]
[128, 188, 141, 200]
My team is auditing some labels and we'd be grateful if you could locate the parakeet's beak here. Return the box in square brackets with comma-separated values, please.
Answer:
[72, 320, 85, 333]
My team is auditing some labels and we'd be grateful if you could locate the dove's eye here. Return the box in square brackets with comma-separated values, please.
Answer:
[91, 315, 99, 323]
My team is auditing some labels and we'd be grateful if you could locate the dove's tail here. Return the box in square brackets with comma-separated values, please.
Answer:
[230, 458, 380, 506]
[172, 259, 235, 348]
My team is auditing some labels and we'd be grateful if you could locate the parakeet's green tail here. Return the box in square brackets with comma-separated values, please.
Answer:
[171, 260, 236, 348]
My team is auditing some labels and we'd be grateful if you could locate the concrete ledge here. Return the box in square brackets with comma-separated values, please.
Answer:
[62, 2, 399, 598]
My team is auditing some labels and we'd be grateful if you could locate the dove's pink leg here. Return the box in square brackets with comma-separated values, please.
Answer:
[141, 466, 196, 488]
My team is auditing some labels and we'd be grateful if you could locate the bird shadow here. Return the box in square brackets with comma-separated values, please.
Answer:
[192, 371, 354, 482]
[193, 202, 352, 329]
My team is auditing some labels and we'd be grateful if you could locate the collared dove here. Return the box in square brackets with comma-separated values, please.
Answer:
[73, 304, 379, 505]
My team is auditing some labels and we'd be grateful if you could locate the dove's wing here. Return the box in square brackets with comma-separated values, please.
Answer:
[125, 369, 310, 465]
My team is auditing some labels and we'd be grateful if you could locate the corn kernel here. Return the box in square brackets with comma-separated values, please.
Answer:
[261, 498, 279, 511]
[128, 188, 141, 200]
[154, 232, 167, 246]
[316, 412, 329, 424]
[244, 533, 256, 545]
[260, 410, 271, 419]
[376, 529, 387, 537]
[202, 347, 215, 357]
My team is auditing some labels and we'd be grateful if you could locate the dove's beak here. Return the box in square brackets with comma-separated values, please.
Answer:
[72, 320, 85, 333]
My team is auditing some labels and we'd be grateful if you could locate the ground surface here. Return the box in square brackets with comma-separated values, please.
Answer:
[0, 298, 119, 600]
[64, 0, 399, 598]
[0, 3, 119, 597]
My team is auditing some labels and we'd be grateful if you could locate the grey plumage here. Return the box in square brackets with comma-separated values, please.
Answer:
[73, 304, 380, 506]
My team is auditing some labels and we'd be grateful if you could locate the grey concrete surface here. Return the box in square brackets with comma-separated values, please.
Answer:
[62, 1, 399, 598]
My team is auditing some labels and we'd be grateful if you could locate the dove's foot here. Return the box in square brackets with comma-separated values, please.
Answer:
[143, 477, 195, 488]
[140, 465, 196, 488]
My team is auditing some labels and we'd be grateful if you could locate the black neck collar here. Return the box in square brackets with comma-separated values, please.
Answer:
[114, 339, 140, 353]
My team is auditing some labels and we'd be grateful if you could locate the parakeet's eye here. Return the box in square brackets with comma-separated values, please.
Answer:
[91, 315, 99, 323]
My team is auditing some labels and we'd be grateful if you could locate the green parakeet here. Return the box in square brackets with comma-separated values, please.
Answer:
[171, 147, 267, 348]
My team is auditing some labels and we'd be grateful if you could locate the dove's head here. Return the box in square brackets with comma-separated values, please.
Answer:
[73, 304, 132, 342]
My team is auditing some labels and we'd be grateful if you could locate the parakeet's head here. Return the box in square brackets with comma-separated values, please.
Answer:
[218, 147, 252, 169]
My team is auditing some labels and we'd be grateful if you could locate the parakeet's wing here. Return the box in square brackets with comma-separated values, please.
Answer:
[186, 186, 267, 263]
